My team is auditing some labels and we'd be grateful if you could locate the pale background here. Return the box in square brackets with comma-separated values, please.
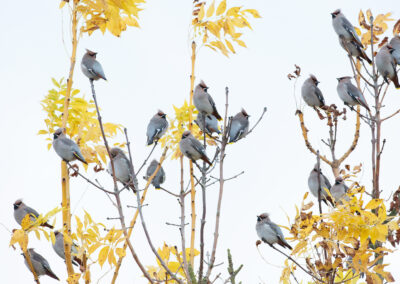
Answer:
[1, 0, 400, 283]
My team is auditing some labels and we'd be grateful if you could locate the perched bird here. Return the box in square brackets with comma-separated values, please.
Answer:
[390, 36, 400, 64]
[339, 36, 372, 64]
[228, 109, 250, 143]
[81, 49, 107, 81]
[330, 176, 350, 204]
[145, 160, 165, 189]
[53, 128, 87, 164]
[193, 81, 222, 120]
[337, 76, 370, 111]
[109, 147, 136, 192]
[52, 231, 82, 266]
[179, 131, 212, 166]
[13, 200, 53, 229]
[301, 75, 325, 108]
[146, 110, 169, 145]
[332, 9, 363, 48]
[308, 164, 334, 206]
[23, 248, 59, 281]
[376, 44, 400, 88]
[194, 113, 220, 135]
[256, 213, 292, 250]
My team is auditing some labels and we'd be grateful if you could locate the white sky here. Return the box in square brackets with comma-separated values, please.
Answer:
[1, 0, 400, 283]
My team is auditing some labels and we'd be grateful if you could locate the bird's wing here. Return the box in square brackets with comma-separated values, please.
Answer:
[32, 252, 52, 271]
[189, 138, 206, 156]
[146, 163, 157, 179]
[314, 87, 325, 105]
[25, 207, 40, 219]
[268, 222, 285, 240]
[322, 173, 331, 189]
[346, 84, 369, 109]
[342, 17, 363, 47]
[91, 61, 106, 80]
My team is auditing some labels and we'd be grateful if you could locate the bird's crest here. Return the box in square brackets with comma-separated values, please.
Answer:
[241, 108, 250, 117]
[86, 49, 97, 57]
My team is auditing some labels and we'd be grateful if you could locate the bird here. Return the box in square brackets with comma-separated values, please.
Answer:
[308, 164, 334, 206]
[145, 160, 166, 189]
[23, 248, 60, 281]
[52, 128, 87, 164]
[390, 36, 400, 65]
[146, 110, 169, 146]
[376, 44, 400, 88]
[179, 131, 212, 166]
[13, 200, 53, 229]
[52, 231, 82, 266]
[108, 147, 136, 192]
[256, 213, 292, 250]
[339, 35, 372, 64]
[194, 113, 220, 135]
[337, 76, 370, 111]
[81, 49, 107, 81]
[228, 109, 250, 143]
[330, 176, 350, 204]
[332, 9, 363, 48]
[301, 75, 325, 108]
[193, 81, 222, 120]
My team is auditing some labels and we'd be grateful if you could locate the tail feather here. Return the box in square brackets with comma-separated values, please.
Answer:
[42, 222, 54, 229]
[360, 50, 372, 65]
[213, 110, 222, 121]
[277, 238, 292, 250]
[46, 269, 60, 281]
[74, 152, 88, 165]
[147, 134, 155, 146]
[201, 155, 212, 166]
[392, 73, 400, 89]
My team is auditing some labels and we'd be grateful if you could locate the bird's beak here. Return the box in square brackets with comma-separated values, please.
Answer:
[336, 78, 341, 82]
[13, 204, 18, 209]
[204, 87, 209, 91]
[257, 216, 261, 221]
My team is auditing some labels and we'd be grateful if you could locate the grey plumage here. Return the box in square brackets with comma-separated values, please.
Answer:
[146, 110, 168, 145]
[194, 113, 220, 135]
[13, 199, 53, 229]
[308, 165, 334, 206]
[390, 36, 400, 65]
[301, 75, 325, 107]
[179, 131, 212, 165]
[81, 49, 107, 81]
[337, 76, 370, 111]
[23, 248, 59, 281]
[53, 128, 87, 164]
[52, 231, 82, 266]
[228, 109, 250, 143]
[331, 176, 350, 204]
[193, 81, 222, 120]
[145, 160, 165, 189]
[376, 44, 400, 88]
[339, 35, 371, 64]
[332, 9, 363, 48]
[108, 148, 136, 192]
[256, 213, 292, 250]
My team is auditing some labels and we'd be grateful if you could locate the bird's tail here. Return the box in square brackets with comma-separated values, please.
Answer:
[360, 49, 372, 65]
[74, 152, 88, 165]
[392, 73, 400, 89]
[46, 269, 60, 281]
[201, 155, 212, 166]
[213, 110, 222, 121]
[42, 222, 54, 229]
[147, 134, 155, 146]
[277, 238, 292, 250]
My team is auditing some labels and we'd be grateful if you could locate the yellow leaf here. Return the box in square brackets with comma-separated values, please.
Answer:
[226, 7, 240, 17]
[225, 39, 235, 53]
[59, 1, 66, 9]
[34, 230, 40, 240]
[365, 199, 382, 210]
[206, 1, 215, 17]
[108, 248, 116, 266]
[216, 0, 226, 16]
[88, 242, 102, 255]
[234, 39, 246, 47]
[50, 231, 56, 245]
[243, 9, 261, 18]
[116, 247, 126, 258]
[354, 27, 362, 36]
[21, 214, 33, 230]
[37, 130, 48, 135]
[98, 246, 110, 267]
[10, 229, 28, 251]
[198, 4, 205, 21]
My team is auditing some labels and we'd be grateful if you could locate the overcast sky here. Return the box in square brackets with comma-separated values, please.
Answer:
[2, 0, 400, 283]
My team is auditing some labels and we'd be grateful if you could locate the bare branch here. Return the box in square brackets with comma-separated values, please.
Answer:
[247, 107, 268, 136]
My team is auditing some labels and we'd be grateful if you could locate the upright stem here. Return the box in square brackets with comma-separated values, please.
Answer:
[316, 150, 322, 215]
[189, 41, 197, 266]
[90, 81, 153, 283]
[198, 115, 207, 282]
[179, 156, 190, 282]
[61, 0, 79, 276]
[206, 87, 229, 278]
[23, 249, 40, 284]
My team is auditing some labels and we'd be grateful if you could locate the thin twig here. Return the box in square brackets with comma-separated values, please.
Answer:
[247, 107, 267, 135]
[137, 142, 158, 175]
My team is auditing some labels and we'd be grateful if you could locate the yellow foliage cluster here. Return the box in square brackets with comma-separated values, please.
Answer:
[39, 78, 124, 169]
[280, 186, 399, 283]
[159, 100, 217, 160]
[192, 0, 261, 56]
[357, 10, 394, 47]
[60, 0, 145, 37]
[146, 243, 200, 282]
